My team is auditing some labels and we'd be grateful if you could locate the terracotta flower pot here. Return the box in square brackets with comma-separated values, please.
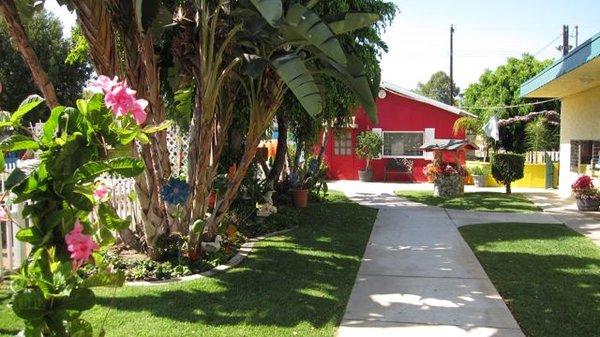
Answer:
[291, 189, 309, 208]
[576, 197, 600, 211]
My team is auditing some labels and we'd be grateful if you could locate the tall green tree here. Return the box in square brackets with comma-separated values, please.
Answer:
[0, 10, 91, 121]
[458, 54, 558, 153]
[8, 0, 382, 257]
[415, 70, 459, 105]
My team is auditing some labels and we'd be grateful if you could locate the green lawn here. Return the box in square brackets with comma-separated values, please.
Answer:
[395, 191, 541, 212]
[460, 223, 600, 337]
[0, 192, 377, 337]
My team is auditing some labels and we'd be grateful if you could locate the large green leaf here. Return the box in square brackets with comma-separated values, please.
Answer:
[98, 203, 130, 231]
[250, 0, 283, 26]
[62, 288, 96, 311]
[5, 168, 28, 190]
[327, 13, 380, 35]
[107, 157, 145, 177]
[135, 0, 173, 36]
[271, 54, 322, 117]
[0, 135, 40, 152]
[285, 4, 347, 65]
[64, 190, 94, 212]
[74, 162, 110, 183]
[10, 94, 44, 124]
[12, 288, 46, 321]
[16, 227, 44, 245]
[42, 106, 66, 144]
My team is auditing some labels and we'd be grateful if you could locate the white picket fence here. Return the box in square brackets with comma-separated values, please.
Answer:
[525, 151, 560, 164]
[0, 172, 139, 279]
[0, 127, 190, 278]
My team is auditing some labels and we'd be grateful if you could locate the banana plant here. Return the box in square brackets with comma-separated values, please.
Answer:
[200, 0, 383, 236]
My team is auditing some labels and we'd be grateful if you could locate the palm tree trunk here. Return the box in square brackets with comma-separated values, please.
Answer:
[0, 0, 59, 108]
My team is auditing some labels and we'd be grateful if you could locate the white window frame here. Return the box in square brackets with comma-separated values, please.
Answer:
[382, 131, 425, 159]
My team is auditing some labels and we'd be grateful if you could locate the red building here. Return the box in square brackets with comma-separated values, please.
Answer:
[324, 83, 474, 182]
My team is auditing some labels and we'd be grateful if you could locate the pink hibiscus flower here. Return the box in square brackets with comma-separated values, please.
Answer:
[104, 83, 137, 118]
[89, 75, 119, 93]
[65, 220, 99, 269]
[131, 99, 148, 125]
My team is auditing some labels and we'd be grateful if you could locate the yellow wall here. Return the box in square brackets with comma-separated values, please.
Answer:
[467, 161, 559, 189]
[558, 85, 600, 195]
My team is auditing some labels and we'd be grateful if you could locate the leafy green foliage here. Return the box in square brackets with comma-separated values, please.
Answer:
[415, 71, 459, 105]
[1, 87, 167, 335]
[491, 153, 525, 194]
[525, 117, 558, 151]
[461, 55, 557, 152]
[0, 10, 91, 122]
[355, 131, 382, 170]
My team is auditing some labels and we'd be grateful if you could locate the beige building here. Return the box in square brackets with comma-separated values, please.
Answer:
[521, 32, 600, 195]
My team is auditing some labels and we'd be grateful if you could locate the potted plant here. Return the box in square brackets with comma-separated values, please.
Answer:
[355, 131, 383, 182]
[289, 169, 309, 208]
[467, 163, 489, 187]
[571, 175, 599, 211]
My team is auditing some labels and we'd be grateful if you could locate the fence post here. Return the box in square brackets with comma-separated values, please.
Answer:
[10, 203, 27, 270]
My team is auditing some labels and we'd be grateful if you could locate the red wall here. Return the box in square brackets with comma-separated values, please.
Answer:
[324, 90, 466, 182]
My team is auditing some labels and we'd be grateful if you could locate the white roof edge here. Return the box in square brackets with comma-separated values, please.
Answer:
[381, 82, 477, 118]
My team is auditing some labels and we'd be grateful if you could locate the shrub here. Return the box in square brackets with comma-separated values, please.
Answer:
[491, 153, 525, 194]
[467, 162, 489, 176]
[355, 131, 382, 171]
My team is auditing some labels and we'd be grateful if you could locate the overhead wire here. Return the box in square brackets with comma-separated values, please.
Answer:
[460, 97, 561, 111]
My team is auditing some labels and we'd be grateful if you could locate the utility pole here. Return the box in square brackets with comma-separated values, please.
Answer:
[449, 24, 455, 106]
[575, 25, 579, 47]
[562, 24, 569, 56]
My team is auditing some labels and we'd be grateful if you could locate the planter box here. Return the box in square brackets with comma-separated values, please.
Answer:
[576, 198, 600, 211]
[472, 175, 486, 187]
[434, 175, 464, 198]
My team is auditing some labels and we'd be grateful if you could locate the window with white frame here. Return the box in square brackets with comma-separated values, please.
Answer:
[383, 132, 424, 157]
[334, 130, 352, 156]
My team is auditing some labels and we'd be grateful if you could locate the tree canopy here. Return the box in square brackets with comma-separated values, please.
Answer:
[415, 70, 459, 105]
[0, 10, 91, 122]
[460, 54, 558, 152]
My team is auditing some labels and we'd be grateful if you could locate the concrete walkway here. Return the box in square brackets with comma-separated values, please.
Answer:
[330, 181, 563, 337]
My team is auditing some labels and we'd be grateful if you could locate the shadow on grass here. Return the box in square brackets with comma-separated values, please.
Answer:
[460, 223, 600, 337]
[92, 194, 377, 333]
[398, 191, 541, 212]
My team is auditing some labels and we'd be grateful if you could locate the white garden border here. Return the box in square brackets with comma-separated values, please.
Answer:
[126, 227, 297, 286]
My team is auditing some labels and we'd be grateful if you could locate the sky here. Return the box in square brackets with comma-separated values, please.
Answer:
[45, 0, 600, 91]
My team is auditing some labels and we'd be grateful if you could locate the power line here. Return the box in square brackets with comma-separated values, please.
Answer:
[533, 33, 562, 57]
[461, 97, 560, 111]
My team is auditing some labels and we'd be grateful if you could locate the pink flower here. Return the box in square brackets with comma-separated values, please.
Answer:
[93, 184, 109, 201]
[89, 75, 119, 93]
[65, 220, 99, 269]
[105, 83, 137, 118]
[131, 99, 148, 125]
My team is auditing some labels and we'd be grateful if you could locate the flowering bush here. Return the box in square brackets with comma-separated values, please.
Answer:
[1, 77, 169, 336]
[571, 175, 599, 200]
[423, 162, 464, 182]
